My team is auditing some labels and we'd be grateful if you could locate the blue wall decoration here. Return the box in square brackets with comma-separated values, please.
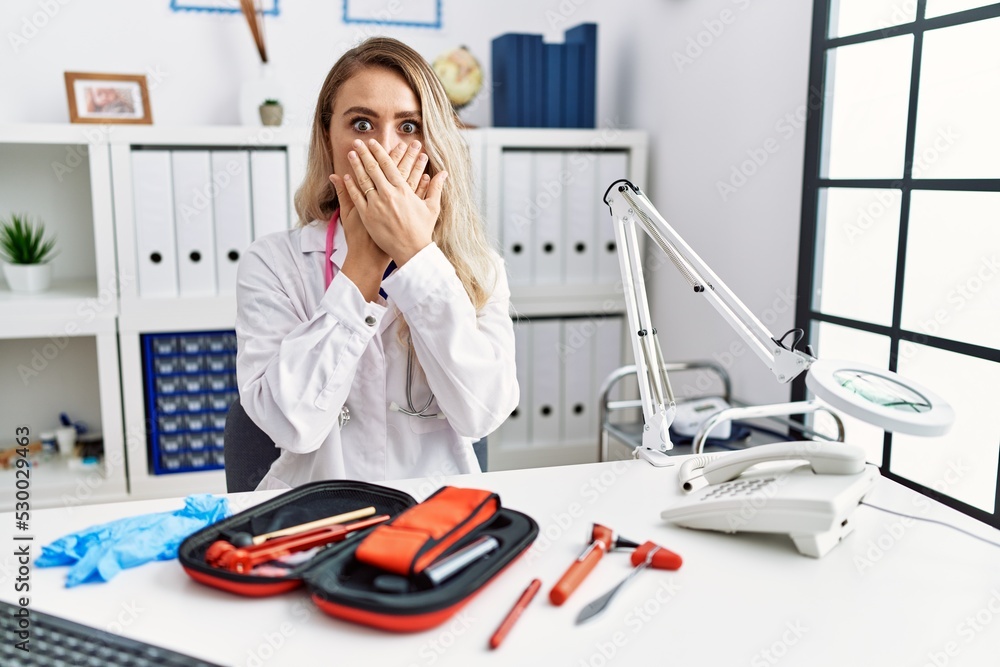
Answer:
[170, 1, 280, 16]
[343, 0, 442, 29]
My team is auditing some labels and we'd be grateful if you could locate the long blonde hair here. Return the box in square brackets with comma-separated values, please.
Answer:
[294, 37, 496, 311]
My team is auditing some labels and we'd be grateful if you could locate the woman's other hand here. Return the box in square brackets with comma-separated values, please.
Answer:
[342, 138, 448, 267]
[329, 140, 431, 299]
[329, 173, 389, 303]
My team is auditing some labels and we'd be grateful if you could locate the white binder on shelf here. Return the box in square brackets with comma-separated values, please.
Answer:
[500, 318, 532, 449]
[530, 318, 562, 446]
[564, 151, 599, 284]
[250, 150, 290, 239]
[212, 151, 253, 294]
[171, 151, 217, 297]
[501, 150, 533, 287]
[596, 151, 630, 284]
[562, 318, 596, 444]
[593, 314, 624, 399]
[132, 150, 178, 298]
[465, 130, 486, 216]
[531, 151, 564, 285]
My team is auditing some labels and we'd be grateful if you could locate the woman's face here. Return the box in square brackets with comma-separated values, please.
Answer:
[329, 66, 423, 180]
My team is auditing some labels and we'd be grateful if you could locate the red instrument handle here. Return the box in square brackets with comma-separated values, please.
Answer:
[229, 515, 390, 573]
[490, 579, 542, 649]
[549, 543, 605, 606]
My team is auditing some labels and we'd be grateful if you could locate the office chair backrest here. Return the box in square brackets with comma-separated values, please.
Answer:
[472, 437, 487, 473]
[223, 400, 280, 493]
[223, 399, 490, 492]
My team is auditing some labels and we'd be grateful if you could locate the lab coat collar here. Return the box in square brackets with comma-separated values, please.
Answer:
[301, 218, 398, 330]
[300, 218, 348, 269]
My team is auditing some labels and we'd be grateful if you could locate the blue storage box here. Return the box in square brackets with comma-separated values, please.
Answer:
[142, 330, 238, 475]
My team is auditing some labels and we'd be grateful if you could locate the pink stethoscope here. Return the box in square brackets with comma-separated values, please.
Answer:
[324, 210, 440, 419]
[324, 210, 339, 290]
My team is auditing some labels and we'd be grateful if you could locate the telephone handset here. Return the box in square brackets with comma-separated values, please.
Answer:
[661, 441, 877, 558]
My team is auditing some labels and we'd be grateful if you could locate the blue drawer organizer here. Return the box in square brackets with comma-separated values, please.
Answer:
[141, 331, 238, 474]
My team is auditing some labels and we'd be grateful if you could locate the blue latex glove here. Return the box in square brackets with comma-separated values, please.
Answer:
[36, 494, 230, 587]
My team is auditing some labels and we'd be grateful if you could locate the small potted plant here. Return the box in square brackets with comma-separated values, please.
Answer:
[259, 98, 283, 126]
[0, 213, 57, 293]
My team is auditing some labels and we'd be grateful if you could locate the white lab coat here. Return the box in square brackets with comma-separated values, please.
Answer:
[235, 219, 518, 490]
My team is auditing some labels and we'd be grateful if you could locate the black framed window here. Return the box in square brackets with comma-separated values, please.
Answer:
[796, 1, 1000, 528]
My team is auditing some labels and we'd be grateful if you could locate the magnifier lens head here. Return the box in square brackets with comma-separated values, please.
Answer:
[832, 370, 932, 414]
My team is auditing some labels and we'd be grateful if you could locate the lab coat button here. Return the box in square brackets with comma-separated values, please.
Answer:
[365, 315, 377, 327]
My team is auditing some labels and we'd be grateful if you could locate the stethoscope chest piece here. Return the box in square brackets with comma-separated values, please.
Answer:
[325, 214, 441, 422]
[389, 344, 444, 420]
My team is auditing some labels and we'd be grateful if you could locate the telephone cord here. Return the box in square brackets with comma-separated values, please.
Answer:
[859, 501, 1000, 550]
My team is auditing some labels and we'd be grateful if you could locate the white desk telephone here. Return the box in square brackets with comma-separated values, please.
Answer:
[661, 441, 877, 557]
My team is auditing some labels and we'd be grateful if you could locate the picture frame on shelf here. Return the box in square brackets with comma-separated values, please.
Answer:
[64, 72, 153, 125]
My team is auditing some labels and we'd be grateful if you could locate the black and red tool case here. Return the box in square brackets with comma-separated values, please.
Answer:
[178, 480, 538, 632]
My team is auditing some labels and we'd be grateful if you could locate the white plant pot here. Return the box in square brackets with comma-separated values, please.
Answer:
[3, 262, 53, 293]
[239, 63, 284, 127]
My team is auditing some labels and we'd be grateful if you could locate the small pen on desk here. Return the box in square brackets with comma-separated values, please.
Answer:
[489, 578, 542, 650]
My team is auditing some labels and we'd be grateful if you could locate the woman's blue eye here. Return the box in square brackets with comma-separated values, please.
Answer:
[353, 119, 373, 132]
[400, 121, 418, 134]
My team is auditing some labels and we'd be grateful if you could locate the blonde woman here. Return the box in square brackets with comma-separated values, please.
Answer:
[235, 37, 517, 489]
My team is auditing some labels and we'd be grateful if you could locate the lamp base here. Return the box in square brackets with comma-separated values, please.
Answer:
[635, 446, 674, 467]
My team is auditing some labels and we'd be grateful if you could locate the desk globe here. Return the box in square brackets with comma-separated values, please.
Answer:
[432, 46, 483, 115]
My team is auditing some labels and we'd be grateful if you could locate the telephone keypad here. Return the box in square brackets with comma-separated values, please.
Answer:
[700, 476, 777, 500]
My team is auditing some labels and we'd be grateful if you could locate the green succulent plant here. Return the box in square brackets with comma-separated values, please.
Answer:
[262, 99, 281, 105]
[0, 213, 57, 265]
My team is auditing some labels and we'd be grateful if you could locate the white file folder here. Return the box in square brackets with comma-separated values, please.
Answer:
[501, 151, 533, 286]
[562, 318, 596, 443]
[531, 152, 564, 285]
[465, 130, 486, 216]
[171, 151, 217, 296]
[593, 315, 624, 400]
[596, 152, 630, 284]
[250, 150, 290, 239]
[530, 318, 562, 445]
[212, 151, 253, 294]
[564, 151, 599, 284]
[501, 318, 532, 449]
[132, 150, 178, 297]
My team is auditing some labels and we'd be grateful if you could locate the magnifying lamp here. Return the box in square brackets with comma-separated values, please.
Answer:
[603, 179, 955, 466]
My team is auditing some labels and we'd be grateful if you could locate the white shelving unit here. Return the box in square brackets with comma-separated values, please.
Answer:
[479, 128, 648, 471]
[0, 123, 647, 507]
[109, 125, 308, 501]
[484, 128, 648, 315]
[0, 128, 127, 509]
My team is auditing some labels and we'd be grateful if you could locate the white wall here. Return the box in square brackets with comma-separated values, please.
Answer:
[2, 0, 639, 128]
[2, 0, 814, 407]
[623, 0, 815, 407]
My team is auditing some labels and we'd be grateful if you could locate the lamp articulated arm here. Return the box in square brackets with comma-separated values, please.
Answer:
[603, 180, 816, 462]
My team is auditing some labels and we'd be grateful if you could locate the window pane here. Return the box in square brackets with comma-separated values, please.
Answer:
[824, 36, 913, 179]
[926, 0, 997, 19]
[914, 17, 1000, 178]
[829, 0, 916, 37]
[901, 190, 1000, 349]
[892, 345, 999, 513]
[814, 188, 901, 326]
[810, 322, 890, 464]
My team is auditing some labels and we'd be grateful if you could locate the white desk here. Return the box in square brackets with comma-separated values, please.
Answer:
[2, 459, 999, 666]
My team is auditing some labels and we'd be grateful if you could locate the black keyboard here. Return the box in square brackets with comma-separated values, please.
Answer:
[0, 599, 223, 666]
